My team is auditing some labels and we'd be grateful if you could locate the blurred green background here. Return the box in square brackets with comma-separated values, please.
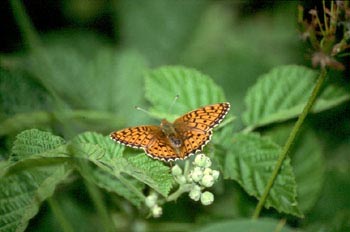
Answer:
[1, 0, 350, 232]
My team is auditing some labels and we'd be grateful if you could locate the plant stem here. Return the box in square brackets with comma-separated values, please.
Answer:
[252, 68, 328, 219]
[48, 197, 74, 232]
[9, 0, 41, 51]
[84, 178, 115, 232]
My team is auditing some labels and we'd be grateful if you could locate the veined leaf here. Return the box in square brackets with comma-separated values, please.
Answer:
[196, 218, 296, 232]
[265, 125, 325, 213]
[125, 153, 173, 197]
[81, 164, 144, 207]
[223, 133, 302, 217]
[145, 66, 227, 121]
[0, 164, 72, 232]
[72, 132, 172, 198]
[242, 65, 350, 129]
[11, 129, 65, 161]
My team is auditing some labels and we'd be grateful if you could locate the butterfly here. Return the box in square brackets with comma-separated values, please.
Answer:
[110, 102, 230, 162]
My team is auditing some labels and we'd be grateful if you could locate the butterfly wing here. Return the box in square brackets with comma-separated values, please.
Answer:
[110, 125, 180, 161]
[174, 102, 230, 156]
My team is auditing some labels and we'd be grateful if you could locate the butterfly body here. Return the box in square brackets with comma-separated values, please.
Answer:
[110, 102, 230, 162]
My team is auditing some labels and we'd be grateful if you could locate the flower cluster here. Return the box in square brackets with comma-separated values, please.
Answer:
[298, 2, 350, 70]
[144, 153, 220, 218]
[172, 153, 220, 206]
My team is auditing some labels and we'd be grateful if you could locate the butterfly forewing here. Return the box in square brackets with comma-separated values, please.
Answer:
[110, 126, 161, 148]
[174, 103, 230, 132]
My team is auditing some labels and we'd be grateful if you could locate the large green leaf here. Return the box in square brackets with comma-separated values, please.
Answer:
[0, 164, 71, 232]
[242, 65, 350, 129]
[0, 69, 53, 116]
[11, 129, 65, 161]
[118, 0, 208, 66]
[145, 66, 227, 121]
[195, 218, 296, 232]
[265, 125, 325, 213]
[223, 133, 302, 217]
[72, 132, 173, 198]
[125, 153, 173, 197]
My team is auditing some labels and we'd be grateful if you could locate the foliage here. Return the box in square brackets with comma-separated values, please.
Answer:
[1, 1, 350, 232]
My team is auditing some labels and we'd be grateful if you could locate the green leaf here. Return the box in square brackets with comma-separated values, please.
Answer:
[145, 66, 227, 120]
[0, 165, 72, 232]
[126, 153, 173, 197]
[223, 133, 302, 217]
[117, 0, 208, 66]
[0, 110, 125, 137]
[0, 68, 53, 116]
[82, 164, 145, 207]
[72, 132, 172, 198]
[11, 129, 65, 161]
[242, 65, 350, 129]
[195, 218, 296, 232]
[265, 125, 326, 213]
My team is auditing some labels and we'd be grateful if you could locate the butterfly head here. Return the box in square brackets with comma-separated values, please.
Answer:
[160, 119, 182, 149]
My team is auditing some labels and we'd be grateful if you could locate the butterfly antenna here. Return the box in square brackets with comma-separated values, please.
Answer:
[168, 94, 179, 114]
[134, 106, 152, 116]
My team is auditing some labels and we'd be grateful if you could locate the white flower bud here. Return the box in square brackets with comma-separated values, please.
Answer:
[203, 168, 212, 176]
[201, 174, 215, 187]
[200, 191, 214, 206]
[193, 154, 212, 168]
[189, 185, 201, 201]
[171, 164, 182, 176]
[193, 154, 206, 166]
[151, 205, 163, 218]
[176, 175, 187, 185]
[190, 167, 203, 182]
[212, 170, 220, 180]
[145, 194, 157, 208]
[203, 156, 212, 168]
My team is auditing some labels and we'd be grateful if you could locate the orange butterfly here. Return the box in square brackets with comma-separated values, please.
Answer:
[110, 103, 230, 162]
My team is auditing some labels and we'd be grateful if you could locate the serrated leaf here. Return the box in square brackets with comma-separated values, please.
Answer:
[125, 153, 173, 197]
[223, 133, 302, 217]
[73, 131, 124, 160]
[265, 125, 325, 213]
[145, 66, 227, 120]
[195, 218, 296, 232]
[242, 65, 350, 129]
[11, 129, 65, 161]
[82, 165, 144, 207]
[0, 165, 72, 232]
[72, 132, 172, 198]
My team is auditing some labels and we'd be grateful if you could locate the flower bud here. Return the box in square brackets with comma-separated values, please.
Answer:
[203, 168, 212, 176]
[201, 174, 215, 187]
[145, 194, 157, 208]
[176, 175, 187, 185]
[151, 205, 163, 218]
[193, 154, 207, 167]
[194, 154, 212, 168]
[200, 191, 214, 206]
[171, 164, 182, 176]
[189, 185, 202, 201]
[190, 167, 203, 182]
[212, 170, 220, 180]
